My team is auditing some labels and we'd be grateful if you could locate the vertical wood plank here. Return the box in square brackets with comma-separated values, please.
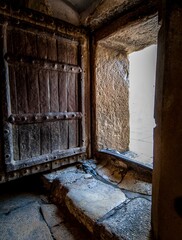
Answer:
[9, 66, 17, 114]
[37, 35, 47, 59]
[26, 32, 37, 57]
[58, 72, 68, 149]
[67, 73, 78, 148]
[57, 38, 69, 150]
[16, 66, 28, 114]
[67, 42, 79, 148]
[49, 70, 60, 152]
[27, 67, 39, 113]
[39, 69, 51, 154]
[26, 67, 40, 158]
[26, 31, 40, 158]
[47, 37, 57, 61]
[12, 125, 19, 161]
[7, 29, 13, 54]
[19, 125, 31, 160]
[57, 38, 68, 62]
[12, 29, 26, 56]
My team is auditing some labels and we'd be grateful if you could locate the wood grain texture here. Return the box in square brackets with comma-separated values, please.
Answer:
[9, 66, 17, 114]
[49, 70, 60, 152]
[16, 66, 28, 114]
[37, 35, 47, 59]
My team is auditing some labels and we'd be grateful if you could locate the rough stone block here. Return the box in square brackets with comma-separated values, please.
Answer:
[118, 170, 152, 195]
[65, 178, 126, 232]
[96, 198, 152, 240]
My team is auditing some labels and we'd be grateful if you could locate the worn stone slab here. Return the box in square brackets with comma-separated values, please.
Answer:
[51, 222, 92, 240]
[65, 177, 126, 232]
[0, 192, 41, 215]
[96, 198, 152, 240]
[0, 202, 53, 240]
[41, 165, 84, 191]
[118, 170, 152, 195]
[41, 204, 64, 228]
[96, 162, 126, 184]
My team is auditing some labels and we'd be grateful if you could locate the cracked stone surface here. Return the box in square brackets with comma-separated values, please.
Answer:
[43, 165, 126, 233]
[42, 162, 152, 237]
[118, 170, 152, 195]
[96, 198, 152, 240]
[0, 178, 92, 240]
[65, 178, 126, 232]
[41, 204, 64, 228]
[0, 202, 53, 240]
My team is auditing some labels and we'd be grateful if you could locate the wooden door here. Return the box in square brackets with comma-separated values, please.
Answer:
[0, 3, 90, 181]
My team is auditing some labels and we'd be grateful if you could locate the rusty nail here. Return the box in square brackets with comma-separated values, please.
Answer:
[4, 129, 9, 134]
[9, 115, 15, 123]
[15, 9, 20, 13]
[22, 116, 27, 121]
[34, 116, 38, 120]
[54, 115, 59, 119]
[1, 4, 7, 9]
[40, 16, 44, 21]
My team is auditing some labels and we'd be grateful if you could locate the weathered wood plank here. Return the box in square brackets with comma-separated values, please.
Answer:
[12, 125, 19, 161]
[57, 38, 68, 63]
[27, 67, 39, 113]
[39, 70, 50, 113]
[47, 37, 57, 61]
[58, 71, 68, 150]
[19, 125, 31, 160]
[67, 73, 78, 148]
[26, 32, 37, 57]
[67, 41, 79, 148]
[15, 66, 28, 114]
[25, 30, 41, 159]
[49, 70, 60, 152]
[12, 29, 26, 56]
[39, 69, 51, 155]
[67, 42, 78, 65]
[40, 122, 51, 155]
[6, 29, 13, 54]
[37, 34, 47, 59]
[9, 66, 17, 114]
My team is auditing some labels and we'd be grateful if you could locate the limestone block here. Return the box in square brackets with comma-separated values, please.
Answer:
[96, 198, 151, 240]
[118, 170, 152, 195]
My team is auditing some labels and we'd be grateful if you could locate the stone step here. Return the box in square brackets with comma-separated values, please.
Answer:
[42, 160, 152, 240]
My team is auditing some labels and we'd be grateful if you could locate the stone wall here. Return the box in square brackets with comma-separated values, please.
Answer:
[95, 45, 129, 152]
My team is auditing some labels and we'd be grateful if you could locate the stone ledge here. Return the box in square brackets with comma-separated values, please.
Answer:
[42, 161, 152, 239]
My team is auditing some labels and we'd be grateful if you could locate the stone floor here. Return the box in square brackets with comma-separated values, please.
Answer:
[0, 176, 92, 240]
[0, 160, 153, 240]
[43, 160, 152, 240]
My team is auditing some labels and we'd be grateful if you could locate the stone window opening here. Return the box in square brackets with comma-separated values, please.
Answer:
[95, 43, 157, 167]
